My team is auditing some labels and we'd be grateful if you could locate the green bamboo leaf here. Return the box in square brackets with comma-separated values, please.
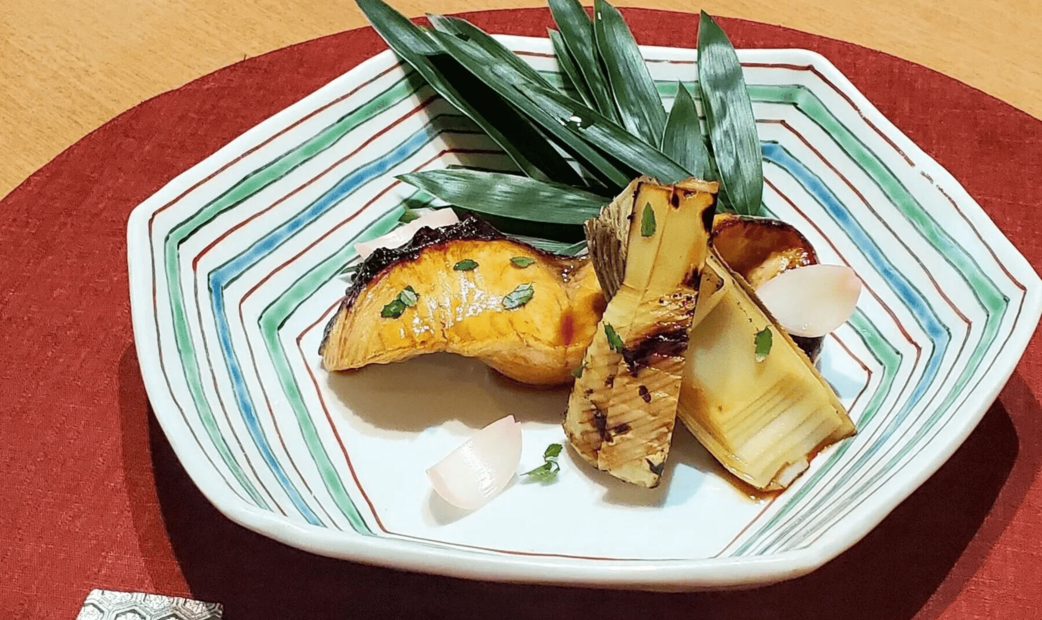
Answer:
[661, 82, 710, 179]
[356, 0, 582, 186]
[549, 29, 595, 107]
[428, 15, 550, 87]
[697, 11, 763, 215]
[593, 0, 667, 145]
[516, 81, 691, 183]
[398, 169, 606, 225]
[429, 30, 632, 190]
[548, 0, 620, 121]
[508, 234, 588, 255]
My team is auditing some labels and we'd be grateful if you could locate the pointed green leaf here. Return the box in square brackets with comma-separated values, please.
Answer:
[593, 0, 667, 145]
[661, 82, 711, 179]
[428, 15, 552, 88]
[754, 327, 773, 362]
[397, 286, 418, 306]
[549, 29, 595, 107]
[453, 259, 479, 271]
[515, 81, 691, 183]
[429, 30, 632, 189]
[697, 11, 763, 215]
[605, 323, 624, 352]
[398, 169, 606, 225]
[510, 256, 537, 268]
[548, 0, 620, 121]
[503, 282, 535, 309]
[381, 299, 407, 318]
[507, 234, 587, 255]
[356, 0, 581, 185]
[640, 203, 656, 237]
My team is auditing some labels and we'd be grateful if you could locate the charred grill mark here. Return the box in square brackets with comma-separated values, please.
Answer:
[605, 374, 615, 387]
[669, 189, 681, 209]
[792, 334, 824, 363]
[583, 388, 594, 397]
[613, 422, 631, 435]
[683, 268, 703, 289]
[620, 328, 690, 375]
[701, 202, 717, 234]
[638, 385, 651, 403]
[592, 408, 611, 443]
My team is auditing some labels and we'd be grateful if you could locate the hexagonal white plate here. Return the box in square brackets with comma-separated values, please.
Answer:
[127, 37, 1041, 589]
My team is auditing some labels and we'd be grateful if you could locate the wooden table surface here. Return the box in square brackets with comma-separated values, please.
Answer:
[1, 0, 1039, 200]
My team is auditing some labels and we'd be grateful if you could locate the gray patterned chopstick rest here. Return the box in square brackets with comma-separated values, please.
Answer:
[75, 589, 222, 620]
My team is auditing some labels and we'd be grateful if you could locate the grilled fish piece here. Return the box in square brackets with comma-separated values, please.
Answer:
[320, 215, 604, 385]
[564, 177, 717, 487]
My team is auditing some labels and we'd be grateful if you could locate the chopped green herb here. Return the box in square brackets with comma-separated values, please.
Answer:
[755, 327, 773, 362]
[399, 206, 421, 223]
[397, 285, 418, 307]
[605, 323, 624, 352]
[571, 363, 585, 378]
[454, 259, 479, 271]
[381, 299, 406, 318]
[640, 203, 656, 237]
[522, 442, 564, 482]
[382, 286, 419, 318]
[503, 282, 535, 309]
[510, 256, 537, 268]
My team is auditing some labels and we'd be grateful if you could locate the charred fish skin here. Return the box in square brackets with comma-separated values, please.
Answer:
[320, 213, 604, 386]
[565, 177, 717, 488]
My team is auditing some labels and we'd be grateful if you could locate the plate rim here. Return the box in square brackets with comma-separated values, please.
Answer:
[126, 41, 1042, 590]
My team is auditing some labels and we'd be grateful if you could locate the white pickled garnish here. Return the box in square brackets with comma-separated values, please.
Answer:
[426, 416, 522, 510]
[755, 264, 862, 338]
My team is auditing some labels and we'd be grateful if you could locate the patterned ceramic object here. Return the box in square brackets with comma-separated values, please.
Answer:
[76, 590, 222, 620]
[126, 37, 1041, 589]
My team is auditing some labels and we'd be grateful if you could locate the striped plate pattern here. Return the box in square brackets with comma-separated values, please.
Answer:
[127, 37, 1041, 589]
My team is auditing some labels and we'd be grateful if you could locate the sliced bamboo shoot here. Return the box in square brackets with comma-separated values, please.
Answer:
[677, 250, 856, 490]
[564, 177, 717, 487]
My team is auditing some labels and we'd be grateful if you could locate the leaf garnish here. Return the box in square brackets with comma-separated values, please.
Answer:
[454, 259, 479, 271]
[593, 0, 667, 145]
[382, 285, 419, 318]
[605, 323, 624, 352]
[428, 29, 632, 190]
[522, 442, 564, 482]
[381, 299, 406, 318]
[661, 82, 711, 179]
[640, 203, 656, 237]
[697, 11, 763, 215]
[399, 206, 421, 223]
[571, 363, 586, 378]
[549, 28, 595, 107]
[510, 256, 537, 268]
[503, 282, 535, 309]
[398, 285, 418, 307]
[754, 327, 773, 362]
[548, 0, 620, 121]
[398, 169, 608, 226]
[356, 0, 582, 185]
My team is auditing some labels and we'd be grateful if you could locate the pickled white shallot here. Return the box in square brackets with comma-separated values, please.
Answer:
[426, 415, 522, 510]
[756, 264, 862, 338]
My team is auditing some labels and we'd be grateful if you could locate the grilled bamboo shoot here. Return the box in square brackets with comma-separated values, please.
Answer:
[564, 177, 717, 487]
[677, 251, 856, 490]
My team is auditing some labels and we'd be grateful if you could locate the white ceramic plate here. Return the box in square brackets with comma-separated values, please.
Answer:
[126, 37, 1042, 590]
